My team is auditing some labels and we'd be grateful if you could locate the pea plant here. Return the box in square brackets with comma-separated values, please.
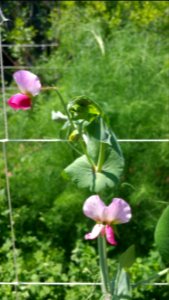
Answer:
[8, 70, 169, 299]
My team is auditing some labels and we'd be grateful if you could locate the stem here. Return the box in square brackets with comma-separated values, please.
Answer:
[98, 236, 111, 299]
[97, 118, 105, 172]
[97, 142, 105, 172]
[55, 89, 74, 128]
[42, 86, 74, 128]
[80, 139, 95, 167]
[67, 141, 83, 156]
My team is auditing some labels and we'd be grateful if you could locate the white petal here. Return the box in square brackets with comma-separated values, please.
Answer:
[85, 224, 104, 240]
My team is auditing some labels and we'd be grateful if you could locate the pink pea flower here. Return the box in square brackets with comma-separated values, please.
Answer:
[7, 70, 41, 110]
[83, 195, 132, 245]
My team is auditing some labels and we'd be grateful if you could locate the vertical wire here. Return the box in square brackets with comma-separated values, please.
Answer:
[2, 144, 19, 286]
[0, 18, 19, 298]
[0, 23, 8, 140]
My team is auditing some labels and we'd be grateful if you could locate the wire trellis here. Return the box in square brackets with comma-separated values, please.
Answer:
[0, 9, 169, 299]
[0, 139, 169, 143]
[1, 43, 59, 48]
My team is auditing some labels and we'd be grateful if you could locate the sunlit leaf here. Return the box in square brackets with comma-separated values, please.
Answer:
[64, 139, 124, 192]
[67, 96, 102, 122]
[86, 117, 123, 156]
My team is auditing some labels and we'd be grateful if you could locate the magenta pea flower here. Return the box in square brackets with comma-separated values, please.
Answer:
[83, 195, 132, 245]
[7, 70, 41, 110]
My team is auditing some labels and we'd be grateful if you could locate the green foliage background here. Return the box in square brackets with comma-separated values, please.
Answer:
[0, 1, 169, 299]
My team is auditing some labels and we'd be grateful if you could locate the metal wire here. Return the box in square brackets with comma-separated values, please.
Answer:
[0, 281, 168, 286]
[0, 18, 19, 300]
[3, 66, 58, 69]
[2, 144, 19, 284]
[0, 282, 101, 286]
[0, 29, 8, 139]
[2, 43, 58, 47]
[0, 139, 168, 143]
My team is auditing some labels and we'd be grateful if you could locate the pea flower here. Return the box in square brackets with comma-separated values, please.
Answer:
[83, 195, 132, 245]
[7, 70, 41, 110]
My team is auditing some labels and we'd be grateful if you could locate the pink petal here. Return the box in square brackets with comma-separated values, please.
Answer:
[105, 225, 117, 245]
[85, 224, 104, 240]
[8, 93, 32, 110]
[83, 195, 105, 221]
[103, 198, 132, 224]
[13, 70, 41, 96]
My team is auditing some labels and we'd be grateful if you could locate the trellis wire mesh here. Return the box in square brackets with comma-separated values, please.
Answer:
[0, 11, 169, 300]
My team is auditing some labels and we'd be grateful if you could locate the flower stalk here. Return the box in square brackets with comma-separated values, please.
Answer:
[98, 235, 112, 299]
[97, 118, 105, 172]
[97, 141, 105, 172]
[54, 88, 74, 128]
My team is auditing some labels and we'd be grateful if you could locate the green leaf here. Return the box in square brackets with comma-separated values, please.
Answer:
[64, 139, 124, 192]
[67, 96, 102, 122]
[86, 117, 123, 157]
[154, 206, 169, 265]
[119, 245, 135, 270]
[112, 266, 132, 300]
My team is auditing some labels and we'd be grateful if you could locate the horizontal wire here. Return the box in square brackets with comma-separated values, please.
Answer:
[0, 281, 168, 286]
[2, 43, 58, 47]
[0, 139, 169, 143]
[2, 66, 57, 69]
[0, 138, 68, 143]
[116, 139, 169, 142]
[0, 282, 101, 286]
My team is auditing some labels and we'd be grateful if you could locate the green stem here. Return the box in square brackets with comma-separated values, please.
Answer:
[97, 142, 105, 172]
[80, 139, 95, 167]
[98, 236, 111, 299]
[55, 89, 74, 128]
[97, 118, 105, 172]
[42, 86, 74, 128]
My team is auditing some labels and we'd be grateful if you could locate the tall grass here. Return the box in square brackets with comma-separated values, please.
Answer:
[47, 24, 168, 139]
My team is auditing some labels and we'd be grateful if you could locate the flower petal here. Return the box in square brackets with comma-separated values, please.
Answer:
[83, 195, 105, 221]
[103, 198, 132, 224]
[85, 224, 104, 240]
[105, 225, 117, 245]
[13, 70, 41, 96]
[7, 93, 32, 110]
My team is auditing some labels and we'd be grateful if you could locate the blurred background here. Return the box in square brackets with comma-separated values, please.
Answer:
[0, 1, 169, 299]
